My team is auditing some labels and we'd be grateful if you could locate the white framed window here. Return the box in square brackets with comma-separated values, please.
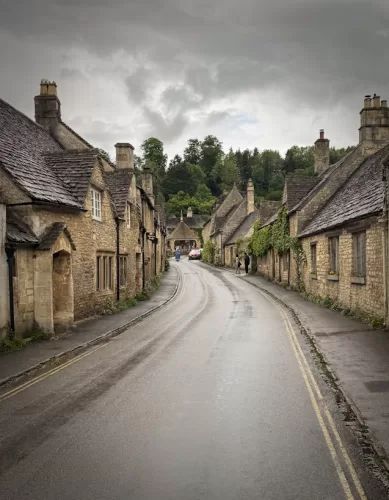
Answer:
[127, 203, 131, 228]
[91, 188, 102, 220]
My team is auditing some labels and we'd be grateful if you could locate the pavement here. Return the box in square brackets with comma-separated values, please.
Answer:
[0, 258, 388, 499]
[0, 265, 179, 387]
[235, 269, 389, 467]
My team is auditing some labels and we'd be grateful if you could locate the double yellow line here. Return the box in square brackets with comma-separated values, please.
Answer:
[0, 343, 107, 403]
[261, 290, 367, 500]
[0, 267, 187, 404]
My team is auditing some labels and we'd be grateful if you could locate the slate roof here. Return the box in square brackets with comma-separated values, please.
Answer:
[284, 173, 320, 210]
[289, 151, 354, 214]
[166, 214, 209, 229]
[6, 214, 38, 246]
[225, 209, 259, 245]
[106, 169, 134, 218]
[300, 145, 389, 237]
[37, 222, 76, 250]
[168, 221, 199, 241]
[0, 98, 82, 208]
[44, 149, 101, 205]
[258, 200, 281, 224]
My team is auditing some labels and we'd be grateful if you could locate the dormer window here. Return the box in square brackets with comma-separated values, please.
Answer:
[91, 188, 102, 220]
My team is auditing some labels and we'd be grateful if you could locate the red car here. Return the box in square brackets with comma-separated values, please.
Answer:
[188, 249, 201, 260]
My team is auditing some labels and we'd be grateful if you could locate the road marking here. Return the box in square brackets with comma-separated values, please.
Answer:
[0, 267, 188, 403]
[257, 289, 367, 500]
[0, 343, 107, 403]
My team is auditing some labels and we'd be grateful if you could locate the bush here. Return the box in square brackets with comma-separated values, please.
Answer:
[0, 338, 27, 353]
[135, 290, 150, 301]
[202, 240, 216, 264]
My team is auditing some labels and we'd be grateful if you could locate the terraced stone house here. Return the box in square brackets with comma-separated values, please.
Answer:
[0, 81, 165, 338]
[256, 95, 389, 323]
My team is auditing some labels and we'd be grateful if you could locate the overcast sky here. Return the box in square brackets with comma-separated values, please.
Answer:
[1, 0, 388, 161]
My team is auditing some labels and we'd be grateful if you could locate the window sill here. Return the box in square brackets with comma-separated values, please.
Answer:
[351, 276, 366, 285]
[327, 274, 339, 281]
[311, 273, 317, 280]
[96, 289, 114, 294]
[92, 217, 102, 222]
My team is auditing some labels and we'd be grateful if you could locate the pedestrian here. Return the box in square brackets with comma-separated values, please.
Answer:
[235, 254, 241, 274]
[175, 247, 181, 261]
[244, 252, 250, 275]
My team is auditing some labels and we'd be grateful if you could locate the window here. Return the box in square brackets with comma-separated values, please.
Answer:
[353, 232, 366, 277]
[120, 256, 128, 286]
[127, 204, 131, 228]
[328, 237, 339, 274]
[282, 253, 288, 273]
[311, 243, 317, 274]
[96, 254, 113, 291]
[91, 188, 102, 220]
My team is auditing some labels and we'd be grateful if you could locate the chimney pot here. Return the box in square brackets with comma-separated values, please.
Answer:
[373, 95, 381, 108]
[382, 100, 388, 108]
[319, 129, 324, 140]
[187, 206, 193, 218]
[364, 95, 372, 108]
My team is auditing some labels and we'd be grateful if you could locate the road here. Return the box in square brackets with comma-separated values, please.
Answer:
[0, 259, 387, 499]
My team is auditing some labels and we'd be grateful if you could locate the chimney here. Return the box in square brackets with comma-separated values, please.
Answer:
[373, 94, 381, 108]
[34, 79, 61, 131]
[359, 94, 389, 149]
[314, 129, 330, 175]
[142, 166, 154, 206]
[247, 179, 255, 214]
[115, 143, 134, 170]
[187, 207, 193, 218]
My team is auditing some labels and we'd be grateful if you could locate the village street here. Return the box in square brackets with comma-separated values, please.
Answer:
[0, 259, 387, 499]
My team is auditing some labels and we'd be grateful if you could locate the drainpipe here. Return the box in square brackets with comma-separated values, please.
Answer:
[115, 217, 120, 301]
[288, 249, 291, 287]
[5, 246, 15, 339]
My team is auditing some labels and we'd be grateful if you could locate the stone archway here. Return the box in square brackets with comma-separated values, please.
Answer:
[52, 250, 74, 331]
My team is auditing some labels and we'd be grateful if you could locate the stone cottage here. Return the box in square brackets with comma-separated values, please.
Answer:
[167, 214, 201, 253]
[166, 207, 208, 252]
[224, 200, 280, 267]
[203, 180, 256, 263]
[0, 81, 165, 338]
[255, 95, 389, 322]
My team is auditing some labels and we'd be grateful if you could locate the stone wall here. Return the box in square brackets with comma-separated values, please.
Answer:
[0, 203, 9, 338]
[13, 249, 35, 335]
[301, 221, 385, 318]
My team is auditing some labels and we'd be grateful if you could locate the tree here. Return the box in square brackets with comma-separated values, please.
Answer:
[200, 135, 223, 180]
[141, 138, 167, 177]
[194, 184, 216, 214]
[184, 139, 202, 165]
[283, 146, 314, 176]
[329, 146, 355, 164]
[162, 155, 189, 198]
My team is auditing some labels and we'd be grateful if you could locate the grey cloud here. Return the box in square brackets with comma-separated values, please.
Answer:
[2, 0, 389, 155]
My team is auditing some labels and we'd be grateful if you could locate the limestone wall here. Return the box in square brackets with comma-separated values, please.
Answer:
[0, 204, 9, 338]
[301, 221, 385, 318]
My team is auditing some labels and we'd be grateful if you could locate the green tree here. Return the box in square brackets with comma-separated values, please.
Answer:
[165, 191, 194, 216]
[194, 184, 216, 214]
[200, 135, 224, 187]
[141, 137, 167, 178]
[329, 146, 355, 164]
[283, 146, 314, 176]
[184, 138, 202, 165]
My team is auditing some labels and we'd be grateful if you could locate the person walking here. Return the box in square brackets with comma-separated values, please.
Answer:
[235, 254, 241, 274]
[244, 252, 250, 275]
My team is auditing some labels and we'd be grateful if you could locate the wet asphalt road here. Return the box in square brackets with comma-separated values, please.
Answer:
[0, 259, 387, 499]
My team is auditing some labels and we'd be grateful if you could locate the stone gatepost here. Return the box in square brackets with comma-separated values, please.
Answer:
[33, 251, 54, 333]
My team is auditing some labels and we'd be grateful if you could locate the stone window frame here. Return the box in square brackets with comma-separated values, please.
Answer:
[96, 252, 114, 291]
[328, 236, 339, 280]
[91, 187, 102, 221]
[352, 231, 366, 284]
[119, 254, 128, 287]
[310, 242, 317, 279]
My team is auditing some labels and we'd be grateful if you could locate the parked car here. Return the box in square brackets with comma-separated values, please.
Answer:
[188, 249, 201, 260]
